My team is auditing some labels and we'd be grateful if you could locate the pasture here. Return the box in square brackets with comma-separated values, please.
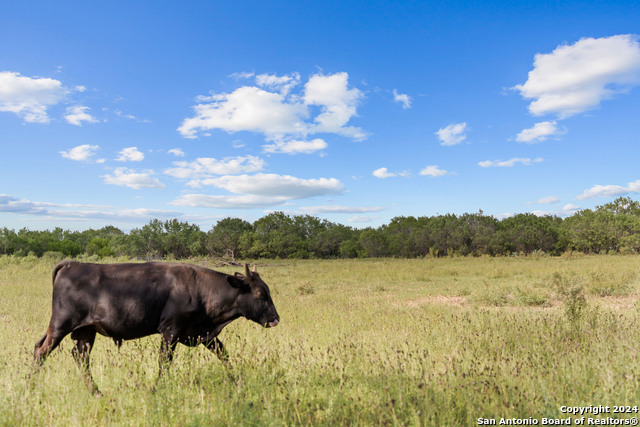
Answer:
[1, 254, 640, 426]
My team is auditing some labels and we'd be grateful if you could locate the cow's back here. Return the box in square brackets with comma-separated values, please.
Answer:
[51, 261, 187, 339]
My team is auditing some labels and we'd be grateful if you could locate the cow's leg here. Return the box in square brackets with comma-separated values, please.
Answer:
[33, 333, 47, 358]
[157, 336, 177, 378]
[205, 337, 229, 364]
[204, 337, 235, 381]
[34, 324, 72, 364]
[70, 326, 99, 395]
[28, 332, 51, 386]
[30, 324, 74, 392]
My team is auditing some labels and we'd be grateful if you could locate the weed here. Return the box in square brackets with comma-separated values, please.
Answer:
[553, 271, 586, 323]
[514, 284, 551, 307]
[297, 281, 315, 295]
[472, 280, 511, 306]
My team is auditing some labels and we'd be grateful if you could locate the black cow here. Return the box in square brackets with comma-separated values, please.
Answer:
[34, 260, 279, 393]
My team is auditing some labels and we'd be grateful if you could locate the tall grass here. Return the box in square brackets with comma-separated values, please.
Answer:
[1, 255, 639, 425]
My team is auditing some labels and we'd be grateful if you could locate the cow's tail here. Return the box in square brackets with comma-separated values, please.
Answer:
[52, 260, 76, 286]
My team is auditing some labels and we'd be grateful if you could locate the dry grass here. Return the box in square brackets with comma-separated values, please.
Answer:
[401, 295, 467, 308]
[1, 255, 640, 425]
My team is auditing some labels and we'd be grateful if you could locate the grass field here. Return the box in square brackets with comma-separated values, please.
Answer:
[1, 254, 640, 426]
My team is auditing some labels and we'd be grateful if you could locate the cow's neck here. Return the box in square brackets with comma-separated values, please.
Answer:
[200, 281, 243, 323]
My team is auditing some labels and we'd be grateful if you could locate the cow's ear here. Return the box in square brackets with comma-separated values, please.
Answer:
[228, 274, 250, 291]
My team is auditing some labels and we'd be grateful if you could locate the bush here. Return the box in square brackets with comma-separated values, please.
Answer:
[553, 272, 587, 324]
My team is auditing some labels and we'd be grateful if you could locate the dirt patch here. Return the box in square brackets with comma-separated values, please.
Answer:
[403, 295, 466, 308]
[399, 295, 638, 310]
[596, 295, 638, 310]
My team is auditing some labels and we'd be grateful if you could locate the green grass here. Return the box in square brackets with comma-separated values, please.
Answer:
[1, 255, 640, 425]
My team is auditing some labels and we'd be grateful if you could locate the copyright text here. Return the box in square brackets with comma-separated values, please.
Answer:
[477, 416, 638, 425]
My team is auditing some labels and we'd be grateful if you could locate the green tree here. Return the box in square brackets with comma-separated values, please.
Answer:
[85, 238, 115, 258]
[563, 197, 640, 253]
[385, 216, 425, 258]
[596, 196, 640, 216]
[499, 214, 560, 254]
[461, 211, 501, 256]
[15, 229, 54, 256]
[358, 227, 389, 257]
[563, 209, 614, 253]
[49, 239, 82, 257]
[425, 214, 468, 256]
[247, 212, 308, 258]
[162, 219, 205, 259]
[0, 228, 17, 255]
[128, 219, 165, 259]
[206, 217, 252, 260]
[309, 223, 357, 258]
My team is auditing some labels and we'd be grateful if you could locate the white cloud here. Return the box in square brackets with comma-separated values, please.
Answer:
[478, 157, 544, 168]
[114, 110, 136, 120]
[116, 147, 145, 162]
[255, 72, 300, 95]
[178, 71, 366, 142]
[0, 71, 70, 123]
[60, 144, 100, 162]
[229, 71, 255, 80]
[194, 173, 344, 199]
[563, 204, 581, 212]
[164, 155, 265, 180]
[178, 86, 307, 139]
[173, 172, 345, 210]
[0, 194, 45, 214]
[373, 167, 396, 179]
[299, 205, 384, 214]
[172, 179, 363, 210]
[576, 180, 640, 200]
[171, 194, 289, 209]
[419, 165, 449, 177]
[528, 196, 560, 205]
[347, 215, 378, 223]
[576, 184, 627, 200]
[435, 122, 468, 146]
[514, 35, 640, 118]
[64, 105, 98, 126]
[262, 138, 328, 154]
[516, 121, 564, 143]
[102, 168, 165, 189]
[304, 72, 366, 140]
[393, 89, 411, 109]
[114, 109, 150, 123]
[168, 148, 185, 157]
[0, 194, 182, 222]
[0, 194, 108, 211]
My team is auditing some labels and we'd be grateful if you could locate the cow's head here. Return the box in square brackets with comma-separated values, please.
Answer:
[229, 264, 279, 328]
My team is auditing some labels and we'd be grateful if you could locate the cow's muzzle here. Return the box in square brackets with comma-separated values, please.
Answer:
[266, 318, 279, 328]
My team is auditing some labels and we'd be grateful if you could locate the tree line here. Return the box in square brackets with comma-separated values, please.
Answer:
[2, 197, 640, 260]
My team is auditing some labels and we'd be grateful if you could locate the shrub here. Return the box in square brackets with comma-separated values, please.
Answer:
[553, 272, 587, 323]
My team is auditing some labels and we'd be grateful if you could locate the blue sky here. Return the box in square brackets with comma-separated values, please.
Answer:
[2, 1, 640, 231]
